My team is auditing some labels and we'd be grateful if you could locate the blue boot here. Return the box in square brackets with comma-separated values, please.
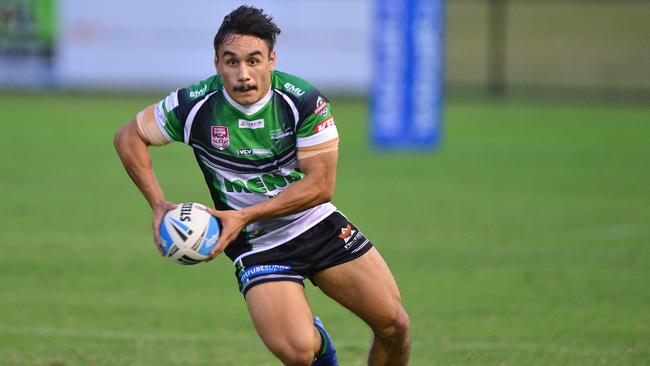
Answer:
[312, 316, 339, 366]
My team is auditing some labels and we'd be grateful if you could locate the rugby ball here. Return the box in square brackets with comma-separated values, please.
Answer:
[159, 202, 220, 265]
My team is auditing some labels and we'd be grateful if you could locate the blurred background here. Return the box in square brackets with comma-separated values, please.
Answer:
[1, 1, 648, 365]
[1, 0, 648, 98]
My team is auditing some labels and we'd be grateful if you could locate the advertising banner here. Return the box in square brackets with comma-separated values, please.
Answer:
[0, 0, 55, 87]
[371, 0, 445, 149]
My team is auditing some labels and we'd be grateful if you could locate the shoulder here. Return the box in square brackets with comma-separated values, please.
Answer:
[272, 71, 318, 99]
[154, 75, 224, 142]
[168, 75, 224, 117]
[272, 71, 330, 124]
[181, 75, 223, 101]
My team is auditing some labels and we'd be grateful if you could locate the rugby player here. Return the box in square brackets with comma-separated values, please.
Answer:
[114, 6, 410, 365]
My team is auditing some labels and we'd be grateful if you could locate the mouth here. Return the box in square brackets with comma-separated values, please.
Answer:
[234, 85, 257, 93]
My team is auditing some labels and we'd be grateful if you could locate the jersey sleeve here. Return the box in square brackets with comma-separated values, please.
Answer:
[295, 92, 339, 149]
[153, 76, 221, 144]
[153, 90, 184, 142]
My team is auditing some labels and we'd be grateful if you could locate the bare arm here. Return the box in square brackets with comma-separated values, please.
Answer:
[206, 149, 338, 258]
[113, 106, 176, 252]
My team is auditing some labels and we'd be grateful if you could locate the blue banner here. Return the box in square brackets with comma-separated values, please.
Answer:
[371, 0, 445, 149]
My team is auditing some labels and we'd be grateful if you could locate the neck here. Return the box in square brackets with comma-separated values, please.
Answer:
[223, 86, 273, 116]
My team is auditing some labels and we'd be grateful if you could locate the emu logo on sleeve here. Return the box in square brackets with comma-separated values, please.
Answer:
[211, 126, 230, 150]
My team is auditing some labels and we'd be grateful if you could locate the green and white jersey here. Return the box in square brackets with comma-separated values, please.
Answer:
[154, 71, 339, 262]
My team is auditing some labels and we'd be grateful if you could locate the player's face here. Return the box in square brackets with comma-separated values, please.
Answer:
[215, 34, 276, 106]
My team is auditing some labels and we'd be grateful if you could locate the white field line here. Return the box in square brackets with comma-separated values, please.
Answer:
[575, 224, 650, 241]
[0, 326, 646, 356]
[0, 326, 218, 342]
[433, 341, 646, 356]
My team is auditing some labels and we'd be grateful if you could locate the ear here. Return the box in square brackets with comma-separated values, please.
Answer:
[214, 55, 220, 74]
[268, 51, 276, 72]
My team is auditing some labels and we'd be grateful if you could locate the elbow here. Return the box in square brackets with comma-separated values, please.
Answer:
[315, 184, 334, 204]
[114, 120, 143, 153]
[305, 173, 336, 205]
[113, 126, 125, 150]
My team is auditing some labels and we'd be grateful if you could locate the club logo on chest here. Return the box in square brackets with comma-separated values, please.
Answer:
[211, 126, 230, 150]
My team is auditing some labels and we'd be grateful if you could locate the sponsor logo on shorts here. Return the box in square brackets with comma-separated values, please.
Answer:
[314, 117, 335, 133]
[239, 264, 292, 285]
[339, 224, 355, 241]
[211, 126, 230, 150]
[238, 118, 264, 129]
[339, 224, 365, 250]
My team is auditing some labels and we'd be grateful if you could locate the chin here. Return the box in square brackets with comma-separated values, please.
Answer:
[232, 96, 253, 105]
[234, 94, 259, 106]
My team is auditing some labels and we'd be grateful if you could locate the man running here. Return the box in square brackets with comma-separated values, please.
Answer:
[114, 6, 410, 365]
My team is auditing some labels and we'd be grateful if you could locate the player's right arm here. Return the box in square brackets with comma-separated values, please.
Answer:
[113, 104, 176, 253]
[114, 78, 218, 252]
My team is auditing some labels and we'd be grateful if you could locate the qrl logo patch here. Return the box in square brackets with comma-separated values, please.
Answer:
[314, 96, 328, 117]
[314, 117, 335, 133]
[211, 126, 230, 150]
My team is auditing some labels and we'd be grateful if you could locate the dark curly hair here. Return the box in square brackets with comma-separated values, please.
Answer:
[213, 6, 281, 55]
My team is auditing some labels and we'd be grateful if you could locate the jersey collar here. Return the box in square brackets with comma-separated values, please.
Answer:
[222, 86, 273, 116]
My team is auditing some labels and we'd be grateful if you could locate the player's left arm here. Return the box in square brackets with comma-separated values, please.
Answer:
[205, 140, 339, 259]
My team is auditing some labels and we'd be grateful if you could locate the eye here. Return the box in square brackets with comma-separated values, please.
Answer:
[249, 58, 260, 66]
[227, 59, 238, 66]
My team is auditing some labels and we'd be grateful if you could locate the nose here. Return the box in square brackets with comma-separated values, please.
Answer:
[237, 64, 251, 82]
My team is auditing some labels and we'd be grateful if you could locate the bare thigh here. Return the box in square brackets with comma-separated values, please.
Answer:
[245, 281, 316, 354]
[313, 247, 405, 331]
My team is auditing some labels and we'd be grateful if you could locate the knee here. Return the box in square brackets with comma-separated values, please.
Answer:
[373, 307, 410, 342]
[271, 341, 316, 366]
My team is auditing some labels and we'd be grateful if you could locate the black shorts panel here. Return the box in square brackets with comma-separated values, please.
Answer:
[233, 212, 373, 296]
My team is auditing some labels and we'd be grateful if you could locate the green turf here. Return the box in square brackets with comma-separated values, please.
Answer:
[0, 93, 648, 365]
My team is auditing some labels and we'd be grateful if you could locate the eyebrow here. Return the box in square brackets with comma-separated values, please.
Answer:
[222, 50, 264, 58]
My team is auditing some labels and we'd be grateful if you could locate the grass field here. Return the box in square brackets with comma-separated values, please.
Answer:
[0, 93, 648, 365]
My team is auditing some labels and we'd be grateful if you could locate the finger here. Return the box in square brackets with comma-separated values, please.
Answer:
[152, 220, 165, 256]
[207, 239, 227, 261]
[154, 239, 164, 256]
[152, 232, 164, 256]
[207, 245, 222, 261]
[201, 206, 220, 217]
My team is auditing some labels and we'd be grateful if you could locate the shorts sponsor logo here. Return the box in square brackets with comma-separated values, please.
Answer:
[211, 126, 230, 150]
[239, 264, 292, 285]
[314, 117, 335, 133]
[314, 96, 328, 116]
[238, 148, 272, 156]
[238, 118, 265, 129]
[284, 82, 305, 97]
[339, 223, 363, 250]
[338, 224, 355, 242]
